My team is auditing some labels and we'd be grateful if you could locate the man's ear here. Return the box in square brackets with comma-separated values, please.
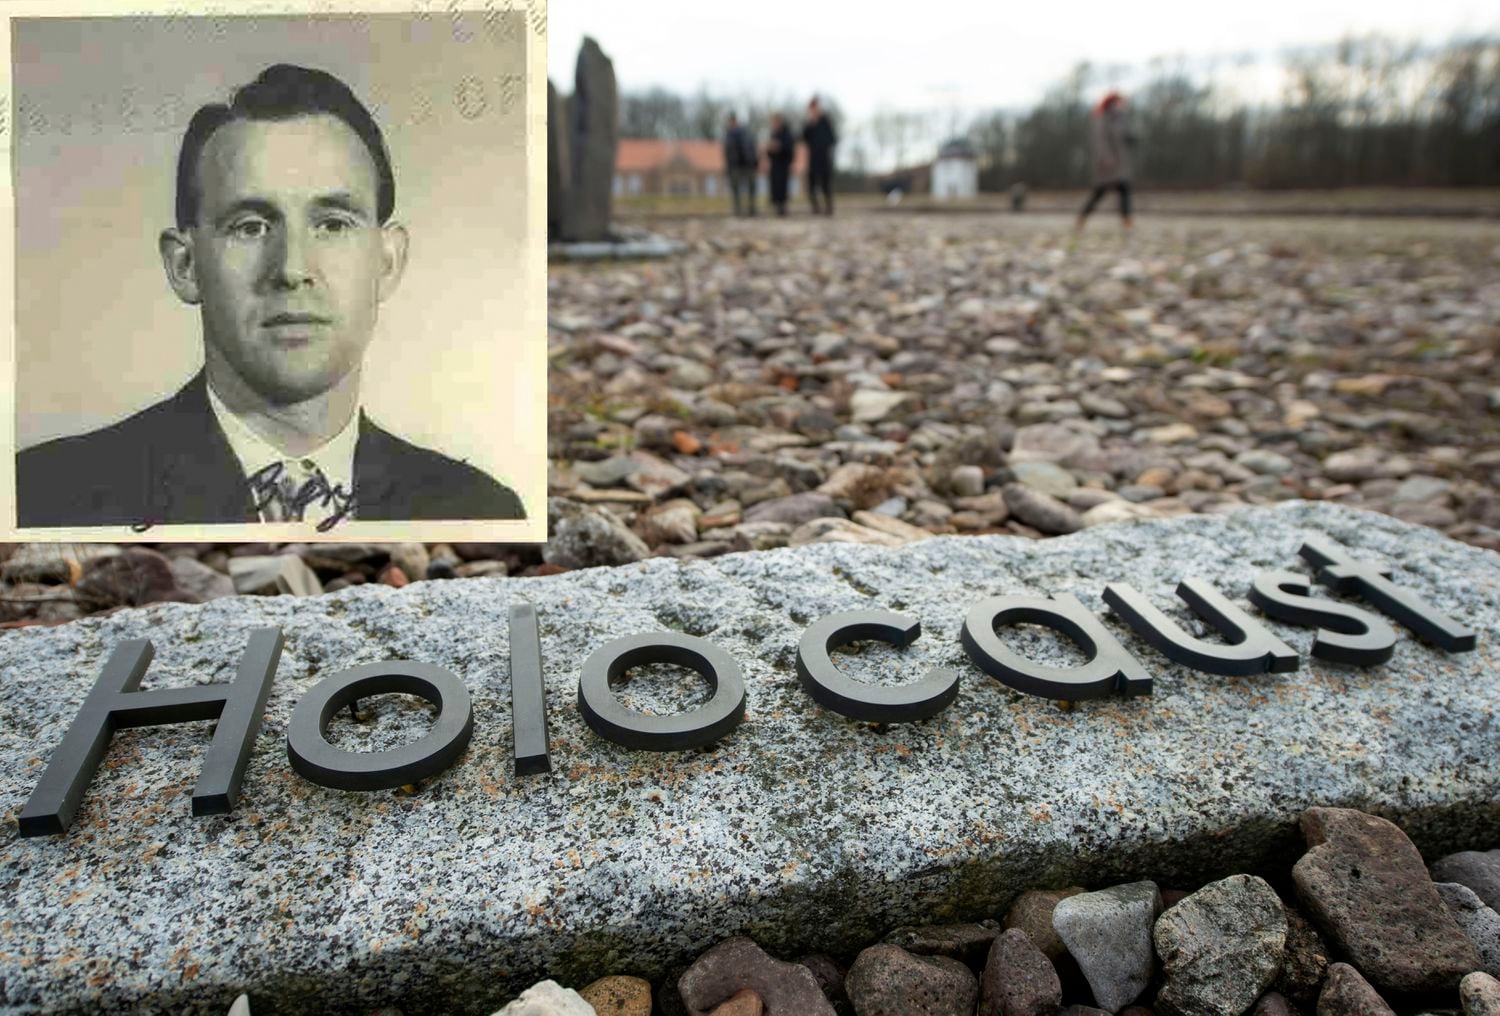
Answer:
[377, 221, 409, 302]
[158, 228, 201, 305]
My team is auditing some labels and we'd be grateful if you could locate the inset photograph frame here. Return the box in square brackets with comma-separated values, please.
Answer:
[0, 0, 547, 542]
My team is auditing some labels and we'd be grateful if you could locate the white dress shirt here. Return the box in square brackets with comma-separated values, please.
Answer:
[207, 384, 359, 528]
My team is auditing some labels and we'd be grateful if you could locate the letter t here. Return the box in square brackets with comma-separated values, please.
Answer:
[1299, 536, 1475, 652]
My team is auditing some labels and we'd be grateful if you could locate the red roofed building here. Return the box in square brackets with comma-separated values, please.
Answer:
[614, 138, 808, 199]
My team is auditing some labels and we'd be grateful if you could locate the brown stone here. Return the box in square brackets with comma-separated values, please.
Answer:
[76, 548, 193, 608]
[845, 944, 978, 1016]
[1315, 962, 1394, 1015]
[677, 937, 834, 1016]
[1135, 466, 1175, 488]
[978, 927, 1061, 1016]
[1293, 807, 1481, 995]
[578, 974, 652, 1016]
[884, 920, 1001, 967]
[1002, 887, 1086, 961]
[700, 500, 743, 529]
[454, 560, 509, 579]
[707, 989, 763, 1016]
[635, 499, 702, 545]
[1274, 903, 1328, 1006]
[1159, 889, 1191, 910]
[796, 954, 848, 1012]
[1462, 972, 1500, 1016]
[1249, 992, 1294, 1016]
[816, 463, 893, 509]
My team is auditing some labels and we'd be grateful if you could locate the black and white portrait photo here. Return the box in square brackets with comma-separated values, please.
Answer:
[3, 4, 546, 542]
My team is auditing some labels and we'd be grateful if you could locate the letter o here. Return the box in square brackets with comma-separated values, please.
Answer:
[287, 661, 473, 791]
[578, 632, 746, 750]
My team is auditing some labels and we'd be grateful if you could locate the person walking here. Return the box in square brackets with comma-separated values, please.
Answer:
[1075, 91, 1135, 233]
[722, 113, 758, 217]
[802, 97, 837, 215]
[765, 113, 795, 216]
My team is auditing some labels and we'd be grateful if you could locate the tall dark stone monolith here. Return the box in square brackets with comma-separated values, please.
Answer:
[547, 78, 571, 237]
[563, 37, 618, 242]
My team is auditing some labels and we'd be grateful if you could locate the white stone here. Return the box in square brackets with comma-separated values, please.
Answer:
[228, 555, 323, 597]
[1081, 500, 1164, 527]
[492, 979, 594, 1015]
[849, 389, 910, 424]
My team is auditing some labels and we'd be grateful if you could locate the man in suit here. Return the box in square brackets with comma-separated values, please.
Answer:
[17, 64, 525, 530]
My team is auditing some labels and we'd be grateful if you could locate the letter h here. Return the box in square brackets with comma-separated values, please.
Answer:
[18, 628, 283, 837]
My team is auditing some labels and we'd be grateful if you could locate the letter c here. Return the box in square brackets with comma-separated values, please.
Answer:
[796, 609, 959, 722]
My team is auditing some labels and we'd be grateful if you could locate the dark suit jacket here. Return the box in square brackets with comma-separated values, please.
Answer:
[16, 373, 525, 528]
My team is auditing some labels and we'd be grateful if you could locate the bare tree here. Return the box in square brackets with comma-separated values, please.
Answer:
[608, 35, 1500, 189]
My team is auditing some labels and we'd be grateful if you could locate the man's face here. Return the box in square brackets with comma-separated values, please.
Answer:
[171, 113, 404, 406]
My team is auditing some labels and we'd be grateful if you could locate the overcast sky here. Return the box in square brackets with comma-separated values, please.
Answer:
[550, 0, 1498, 123]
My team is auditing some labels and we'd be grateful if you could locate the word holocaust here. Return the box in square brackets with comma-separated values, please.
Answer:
[18, 536, 1475, 838]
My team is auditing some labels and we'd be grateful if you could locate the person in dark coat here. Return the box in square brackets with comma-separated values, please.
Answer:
[1075, 91, 1136, 233]
[722, 113, 758, 217]
[765, 113, 795, 216]
[802, 97, 837, 215]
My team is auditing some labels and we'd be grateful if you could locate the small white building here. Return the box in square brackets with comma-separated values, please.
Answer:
[931, 138, 978, 200]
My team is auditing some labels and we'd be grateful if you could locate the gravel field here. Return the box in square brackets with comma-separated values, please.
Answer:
[545, 211, 1500, 554]
[4, 210, 1499, 622]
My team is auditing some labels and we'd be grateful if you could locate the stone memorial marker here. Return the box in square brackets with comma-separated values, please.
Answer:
[561, 37, 617, 243]
[547, 39, 682, 261]
[1, 503, 1496, 1013]
[547, 79, 571, 239]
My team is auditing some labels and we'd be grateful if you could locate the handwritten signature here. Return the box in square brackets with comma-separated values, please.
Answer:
[247, 462, 357, 532]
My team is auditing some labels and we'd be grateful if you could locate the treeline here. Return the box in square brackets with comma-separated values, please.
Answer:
[621, 35, 1500, 189]
[975, 36, 1500, 190]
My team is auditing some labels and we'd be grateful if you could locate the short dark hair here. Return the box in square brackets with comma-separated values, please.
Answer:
[175, 64, 394, 229]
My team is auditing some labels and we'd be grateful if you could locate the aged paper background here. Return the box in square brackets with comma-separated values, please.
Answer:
[0, 0, 547, 541]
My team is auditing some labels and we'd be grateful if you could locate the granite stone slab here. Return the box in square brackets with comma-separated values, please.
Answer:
[1, 503, 1497, 1014]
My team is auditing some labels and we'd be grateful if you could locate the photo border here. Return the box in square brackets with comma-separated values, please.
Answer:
[0, 0, 548, 543]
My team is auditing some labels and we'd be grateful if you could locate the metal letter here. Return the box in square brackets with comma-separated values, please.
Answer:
[1103, 578, 1299, 675]
[18, 628, 283, 838]
[960, 593, 1152, 700]
[1248, 570, 1397, 666]
[509, 602, 551, 775]
[1300, 535, 1476, 652]
[286, 661, 473, 791]
[796, 609, 959, 722]
[578, 632, 746, 750]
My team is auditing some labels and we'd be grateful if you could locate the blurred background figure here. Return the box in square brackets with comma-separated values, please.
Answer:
[1075, 91, 1135, 233]
[723, 112, 758, 216]
[802, 96, 838, 215]
[1010, 181, 1027, 213]
[765, 113, 795, 216]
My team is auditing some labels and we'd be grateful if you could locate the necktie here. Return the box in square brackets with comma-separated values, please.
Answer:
[260, 458, 325, 522]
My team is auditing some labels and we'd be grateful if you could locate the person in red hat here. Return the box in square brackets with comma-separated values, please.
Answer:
[1075, 91, 1136, 233]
